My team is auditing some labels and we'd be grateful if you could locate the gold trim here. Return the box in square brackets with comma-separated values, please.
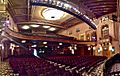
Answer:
[41, 7, 65, 20]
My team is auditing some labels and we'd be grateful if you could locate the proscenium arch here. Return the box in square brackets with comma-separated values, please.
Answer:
[30, 0, 97, 29]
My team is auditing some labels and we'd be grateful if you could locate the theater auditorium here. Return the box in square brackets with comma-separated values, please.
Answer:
[0, 0, 120, 76]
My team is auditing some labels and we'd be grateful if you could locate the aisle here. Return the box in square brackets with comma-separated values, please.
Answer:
[0, 61, 19, 76]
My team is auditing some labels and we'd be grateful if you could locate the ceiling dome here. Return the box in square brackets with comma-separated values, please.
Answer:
[42, 8, 65, 20]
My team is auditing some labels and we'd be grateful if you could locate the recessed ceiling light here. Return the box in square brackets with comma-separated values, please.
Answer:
[22, 25, 30, 30]
[6, 20, 10, 24]
[42, 8, 65, 20]
[21, 40, 26, 43]
[43, 42, 47, 44]
[30, 24, 40, 28]
[42, 25, 50, 28]
[31, 45, 37, 47]
[45, 46, 48, 48]
[49, 27, 56, 31]
[57, 46, 60, 48]
[0, 29, 2, 32]
[0, 44, 2, 47]
[59, 43, 62, 45]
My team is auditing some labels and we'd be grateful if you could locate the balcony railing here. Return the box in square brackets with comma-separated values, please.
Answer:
[4, 27, 96, 45]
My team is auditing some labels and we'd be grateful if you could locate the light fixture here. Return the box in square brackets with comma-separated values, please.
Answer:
[111, 47, 115, 52]
[21, 40, 26, 43]
[57, 46, 60, 48]
[6, 20, 10, 24]
[75, 44, 77, 46]
[74, 46, 77, 50]
[0, 44, 2, 47]
[42, 25, 50, 28]
[69, 46, 72, 50]
[42, 8, 65, 20]
[0, 29, 2, 32]
[48, 27, 56, 31]
[59, 43, 62, 45]
[30, 24, 40, 28]
[32, 45, 37, 47]
[22, 25, 30, 30]
[1, 0, 3, 3]
[71, 49, 74, 54]
[45, 46, 48, 48]
[33, 49, 38, 57]
[93, 47, 96, 50]
[99, 46, 103, 51]
[43, 42, 47, 44]
[109, 43, 112, 51]
[88, 47, 91, 50]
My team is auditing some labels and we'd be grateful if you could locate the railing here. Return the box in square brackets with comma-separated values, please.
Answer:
[4, 27, 97, 44]
[4, 27, 76, 43]
[109, 71, 120, 76]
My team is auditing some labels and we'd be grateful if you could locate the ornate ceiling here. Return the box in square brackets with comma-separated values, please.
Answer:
[0, 0, 8, 26]
[68, 0, 117, 18]
[6, 0, 117, 34]
[0, 0, 117, 44]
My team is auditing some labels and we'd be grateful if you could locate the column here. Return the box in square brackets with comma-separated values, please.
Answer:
[1, 39, 10, 61]
[117, 0, 120, 53]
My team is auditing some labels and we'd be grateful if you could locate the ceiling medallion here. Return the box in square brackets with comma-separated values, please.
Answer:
[42, 8, 65, 20]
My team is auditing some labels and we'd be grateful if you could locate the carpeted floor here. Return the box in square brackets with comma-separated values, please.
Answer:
[0, 61, 19, 76]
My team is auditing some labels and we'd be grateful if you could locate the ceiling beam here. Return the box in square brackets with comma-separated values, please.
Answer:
[27, 0, 30, 21]
[6, 3, 17, 22]
[93, 9, 116, 14]
[84, 0, 116, 4]
[95, 10, 116, 18]
[13, 6, 28, 9]
[14, 14, 28, 17]
[86, 3, 117, 7]
[91, 8, 116, 12]
[89, 6, 116, 10]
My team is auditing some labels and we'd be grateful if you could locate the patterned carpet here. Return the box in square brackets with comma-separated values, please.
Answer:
[0, 61, 19, 76]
